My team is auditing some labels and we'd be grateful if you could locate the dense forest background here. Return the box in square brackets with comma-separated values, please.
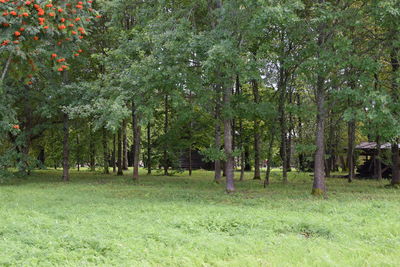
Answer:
[1, 0, 400, 194]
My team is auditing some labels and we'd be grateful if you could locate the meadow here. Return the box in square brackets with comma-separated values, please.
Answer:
[1, 169, 399, 266]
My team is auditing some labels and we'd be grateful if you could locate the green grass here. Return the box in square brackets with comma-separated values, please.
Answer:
[1, 168, 400, 266]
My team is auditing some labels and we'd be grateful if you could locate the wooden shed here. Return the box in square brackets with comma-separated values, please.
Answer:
[355, 142, 398, 178]
[179, 149, 214, 170]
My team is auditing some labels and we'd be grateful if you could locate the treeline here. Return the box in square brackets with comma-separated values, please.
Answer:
[1, 0, 400, 194]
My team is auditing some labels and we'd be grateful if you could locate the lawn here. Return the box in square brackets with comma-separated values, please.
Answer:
[0, 169, 399, 266]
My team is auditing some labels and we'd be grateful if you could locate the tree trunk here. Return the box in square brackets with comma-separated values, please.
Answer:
[112, 134, 116, 173]
[312, 74, 326, 195]
[117, 128, 123, 176]
[297, 93, 306, 171]
[347, 120, 356, 183]
[223, 85, 235, 193]
[122, 120, 129, 170]
[252, 80, 261, 180]
[391, 142, 400, 185]
[244, 142, 251, 171]
[325, 114, 334, 178]
[147, 122, 151, 175]
[188, 147, 192, 176]
[265, 126, 276, 187]
[132, 103, 141, 180]
[163, 94, 169, 176]
[239, 117, 245, 181]
[286, 88, 293, 172]
[76, 134, 80, 172]
[376, 136, 382, 181]
[89, 126, 96, 172]
[390, 46, 400, 185]
[102, 128, 109, 174]
[278, 65, 288, 183]
[62, 113, 70, 182]
[214, 90, 222, 183]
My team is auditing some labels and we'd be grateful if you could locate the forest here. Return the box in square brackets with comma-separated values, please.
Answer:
[1, 0, 400, 266]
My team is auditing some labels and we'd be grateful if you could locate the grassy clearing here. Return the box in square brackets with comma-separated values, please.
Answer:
[0, 169, 399, 266]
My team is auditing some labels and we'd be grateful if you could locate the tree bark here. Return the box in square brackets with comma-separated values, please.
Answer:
[132, 103, 141, 180]
[265, 126, 276, 187]
[296, 93, 306, 171]
[102, 128, 109, 174]
[62, 113, 70, 182]
[312, 7, 327, 195]
[278, 66, 288, 183]
[112, 134, 116, 173]
[214, 90, 222, 183]
[236, 76, 245, 181]
[163, 94, 169, 176]
[122, 120, 129, 170]
[1, 53, 12, 83]
[390, 45, 400, 185]
[252, 80, 261, 180]
[117, 128, 123, 176]
[223, 85, 235, 193]
[244, 143, 251, 171]
[312, 74, 326, 195]
[89, 126, 96, 172]
[147, 122, 151, 174]
[286, 88, 293, 172]
[376, 136, 382, 181]
[76, 134, 80, 172]
[347, 120, 356, 183]
[391, 142, 400, 185]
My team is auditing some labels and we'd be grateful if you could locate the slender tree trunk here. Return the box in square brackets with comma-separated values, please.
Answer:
[112, 134, 116, 173]
[286, 88, 293, 172]
[236, 76, 245, 181]
[122, 120, 128, 170]
[312, 12, 327, 195]
[376, 136, 382, 181]
[62, 113, 70, 182]
[391, 142, 400, 185]
[252, 80, 261, 180]
[278, 67, 288, 183]
[163, 94, 169, 176]
[239, 120, 245, 181]
[214, 90, 222, 183]
[89, 126, 96, 172]
[117, 128, 123, 176]
[102, 128, 109, 174]
[244, 144, 251, 171]
[390, 46, 400, 185]
[132, 103, 141, 180]
[76, 134, 80, 171]
[147, 123, 151, 175]
[265, 126, 276, 187]
[312, 74, 326, 195]
[297, 93, 305, 171]
[347, 120, 356, 183]
[240, 152, 245, 181]
[188, 106, 193, 176]
[232, 87, 236, 171]
[223, 85, 235, 193]
[188, 147, 192, 176]
[325, 114, 333, 178]
[1, 53, 12, 83]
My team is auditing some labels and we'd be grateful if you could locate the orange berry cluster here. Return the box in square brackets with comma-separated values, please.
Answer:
[1, 0, 100, 76]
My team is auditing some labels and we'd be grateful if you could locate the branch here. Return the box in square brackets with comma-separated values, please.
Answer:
[1, 54, 12, 83]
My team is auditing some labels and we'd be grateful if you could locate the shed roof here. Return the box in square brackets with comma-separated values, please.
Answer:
[355, 142, 399, 150]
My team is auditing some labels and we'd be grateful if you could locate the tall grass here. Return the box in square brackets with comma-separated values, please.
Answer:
[0, 169, 399, 266]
